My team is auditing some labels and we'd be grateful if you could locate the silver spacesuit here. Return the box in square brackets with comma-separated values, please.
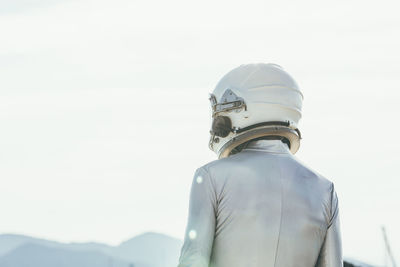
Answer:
[178, 139, 342, 267]
[178, 63, 343, 267]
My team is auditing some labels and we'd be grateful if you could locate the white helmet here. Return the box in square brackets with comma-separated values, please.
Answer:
[209, 63, 303, 158]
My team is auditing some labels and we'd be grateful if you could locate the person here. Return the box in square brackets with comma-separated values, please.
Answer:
[177, 63, 343, 267]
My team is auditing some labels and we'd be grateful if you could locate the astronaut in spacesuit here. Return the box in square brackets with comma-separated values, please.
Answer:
[178, 63, 343, 267]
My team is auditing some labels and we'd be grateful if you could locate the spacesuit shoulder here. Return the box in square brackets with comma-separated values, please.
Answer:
[290, 155, 333, 184]
[289, 156, 339, 223]
[196, 156, 234, 178]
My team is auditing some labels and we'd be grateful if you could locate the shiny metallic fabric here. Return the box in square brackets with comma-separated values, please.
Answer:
[178, 140, 342, 267]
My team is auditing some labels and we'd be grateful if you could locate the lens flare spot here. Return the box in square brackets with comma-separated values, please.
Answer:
[196, 176, 203, 184]
[189, 230, 197, 240]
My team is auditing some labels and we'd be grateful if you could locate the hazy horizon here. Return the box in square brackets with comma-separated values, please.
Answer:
[1, 0, 400, 265]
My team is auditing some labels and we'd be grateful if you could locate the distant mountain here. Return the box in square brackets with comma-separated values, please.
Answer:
[0, 234, 112, 257]
[0, 232, 182, 267]
[0, 234, 74, 257]
[115, 232, 182, 267]
[0, 232, 374, 267]
[344, 258, 377, 267]
[0, 243, 135, 267]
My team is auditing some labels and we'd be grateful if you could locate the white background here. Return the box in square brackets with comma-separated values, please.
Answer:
[1, 0, 399, 265]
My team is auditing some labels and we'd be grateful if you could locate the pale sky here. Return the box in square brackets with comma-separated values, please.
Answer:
[1, 0, 400, 265]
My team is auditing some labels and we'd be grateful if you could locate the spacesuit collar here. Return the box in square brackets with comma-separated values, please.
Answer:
[243, 139, 291, 154]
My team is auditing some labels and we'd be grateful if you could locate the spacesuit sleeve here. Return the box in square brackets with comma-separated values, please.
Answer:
[177, 167, 217, 267]
[316, 183, 343, 267]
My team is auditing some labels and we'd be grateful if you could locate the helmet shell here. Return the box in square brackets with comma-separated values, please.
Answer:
[209, 63, 303, 158]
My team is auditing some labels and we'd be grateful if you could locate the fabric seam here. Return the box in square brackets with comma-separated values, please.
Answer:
[273, 156, 284, 267]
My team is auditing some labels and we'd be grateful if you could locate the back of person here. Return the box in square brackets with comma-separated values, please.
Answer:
[177, 63, 342, 267]
[178, 139, 341, 267]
